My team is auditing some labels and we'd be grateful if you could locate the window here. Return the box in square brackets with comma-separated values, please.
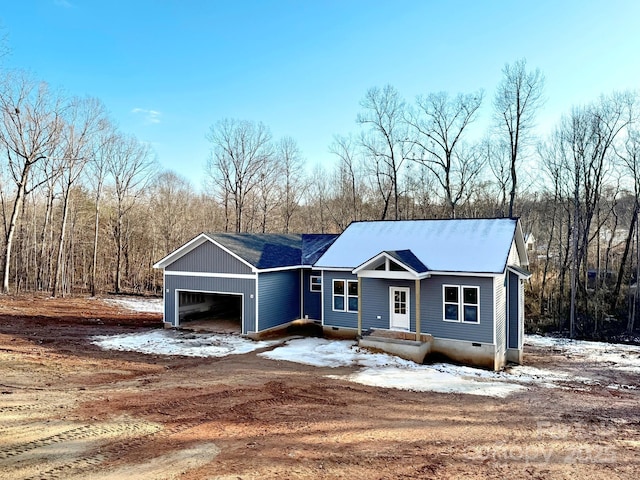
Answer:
[443, 285, 479, 323]
[310, 276, 322, 292]
[333, 280, 345, 311]
[332, 279, 358, 313]
[444, 286, 459, 321]
[347, 280, 358, 312]
[462, 287, 479, 323]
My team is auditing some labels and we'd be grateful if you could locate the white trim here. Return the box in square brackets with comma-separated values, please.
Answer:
[353, 251, 423, 277]
[300, 270, 304, 319]
[332, 279, 346, 312]
[162, 270, 166, 323]
[255, 275, 259, 332]
[310, 275, 322, 292]
[389, 286, 411, 331]
[427, 271, 501, 278]
[174, 288, 245, 334]
[320, 270, 325, 326]
[493, 276, 497, 347]
[154, 233, 209, 269]
[164, 270, 256, 280]
[347, 280, 358, 313]
[443, 284, 460, 323]
[357, 270, 426, 280]
[313, 267, 354, 272]
[256, 265, 303, 273]
[442, 284, 480, 324]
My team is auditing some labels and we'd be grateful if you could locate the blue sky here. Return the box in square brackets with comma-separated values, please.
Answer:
[2, 1, 639, 187]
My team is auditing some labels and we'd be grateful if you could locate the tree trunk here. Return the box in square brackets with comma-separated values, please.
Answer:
[51, 187, 71, 298]
[2, 166, 30, 294]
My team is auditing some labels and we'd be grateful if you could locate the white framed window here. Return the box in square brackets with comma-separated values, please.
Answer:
[310, 275, 322, 292]
[332, 279, 358, 313]
[347, 280, 358, 313]
[443, 285, 479, 323]
[333, 279, 345, 311]
[462, 286, 479, 323]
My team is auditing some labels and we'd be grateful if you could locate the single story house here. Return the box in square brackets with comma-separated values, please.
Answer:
[153, 218, 530, 370]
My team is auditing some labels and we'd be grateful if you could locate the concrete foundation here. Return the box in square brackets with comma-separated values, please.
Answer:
[322, 326, 359, 339]
[506, 348, 523, 364]
[431, 337, 499, 370]
[359, 335, 433, 364]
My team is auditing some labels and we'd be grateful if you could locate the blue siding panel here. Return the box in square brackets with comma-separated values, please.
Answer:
[164, 274, 256, 333]
[494, 274, 506, 355]
[508, 271, 520, 349]
[303, 270, 322, 320]
[322, 271, 359, 328]
[258, 270, 301, 330]
[420, 275, 494, 344]
[360, 278, 416, 331]
[166, 241, 253, 274]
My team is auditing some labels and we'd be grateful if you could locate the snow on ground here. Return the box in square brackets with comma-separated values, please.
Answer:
[91, 330, 640, 398]
[259, 338, 526, 398]
[92, 330, 279, 357]
[103, 296, 164, 314]
[526, 334, 640, 374]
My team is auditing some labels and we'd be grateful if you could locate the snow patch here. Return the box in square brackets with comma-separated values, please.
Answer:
[526, 334, 640, 373]
[92, 330, 278, 357]
[103, 296, 164, 314]
[260, 338, 527, 398]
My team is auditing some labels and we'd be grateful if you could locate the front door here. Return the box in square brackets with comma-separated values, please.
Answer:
[390, 287, 410, 330]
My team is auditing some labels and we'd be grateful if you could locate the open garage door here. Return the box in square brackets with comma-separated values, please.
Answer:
[177, 291, 242, 333]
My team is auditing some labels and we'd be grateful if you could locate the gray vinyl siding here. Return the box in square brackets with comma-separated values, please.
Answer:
[166, 241, 253, 275]
[508, 271, 520, 349]
[494, 273, 506, 355]
[258, 270, 301, 331]
[360, 278, 415, 331]
[322, 270, 358, 328]
[164, 274, 256, 333]
[303, 269, 322, 320]
[420, 275, 494, 344]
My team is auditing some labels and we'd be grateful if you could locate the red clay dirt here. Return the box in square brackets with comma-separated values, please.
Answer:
[0, 295, 638, 479]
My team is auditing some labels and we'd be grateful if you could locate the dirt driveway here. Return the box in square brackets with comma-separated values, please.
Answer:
[0, 295, 638, 479]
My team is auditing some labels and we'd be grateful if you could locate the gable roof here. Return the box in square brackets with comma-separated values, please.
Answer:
[385, 250, 429, 274]
[315, 218, 523, 274]
[153, 232, 339, 271]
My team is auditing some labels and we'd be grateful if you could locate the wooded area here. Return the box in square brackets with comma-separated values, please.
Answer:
[1, 54, 638, 340]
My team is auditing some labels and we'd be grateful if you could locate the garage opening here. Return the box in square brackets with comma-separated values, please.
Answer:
[177, 291, 242, 333]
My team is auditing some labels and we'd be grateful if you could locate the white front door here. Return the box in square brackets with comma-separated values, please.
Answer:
[390, 287, 410, 330]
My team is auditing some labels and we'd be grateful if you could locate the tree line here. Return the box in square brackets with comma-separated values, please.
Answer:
[1, 51, 638, 340]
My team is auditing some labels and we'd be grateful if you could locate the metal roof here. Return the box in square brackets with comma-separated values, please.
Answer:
[315, 218, 521, 273]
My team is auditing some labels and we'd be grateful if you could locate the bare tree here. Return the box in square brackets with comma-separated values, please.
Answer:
[86, 124, 117, 296]
[51, 97, 107, 297]
[277, 136, 305, 233]
[559, 92, 636, 336]
[494, 59, 545, 217]
[0, 74, 63, 293]
[613, 130, 640, 324]
[357, 85, 408, 220]
[407, 91, 484, 218]
[329, 134, 363, 227]
[206, 119, 274, 232]
[106, 134, 156, 293]
[150, 170, 195, 253]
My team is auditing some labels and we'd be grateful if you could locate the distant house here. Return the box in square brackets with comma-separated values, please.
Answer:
[154, 218, 530, 370]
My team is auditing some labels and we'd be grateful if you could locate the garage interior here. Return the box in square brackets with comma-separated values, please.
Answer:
[177, 291, 242, 333]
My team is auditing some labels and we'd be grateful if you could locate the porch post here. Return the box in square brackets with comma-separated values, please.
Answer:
[415, 278, 421, 341]
[357, 276, 362, 336]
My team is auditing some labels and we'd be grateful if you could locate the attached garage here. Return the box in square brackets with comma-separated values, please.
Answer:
[153, 233, 338, 336]
[176, 291, 243, 332]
